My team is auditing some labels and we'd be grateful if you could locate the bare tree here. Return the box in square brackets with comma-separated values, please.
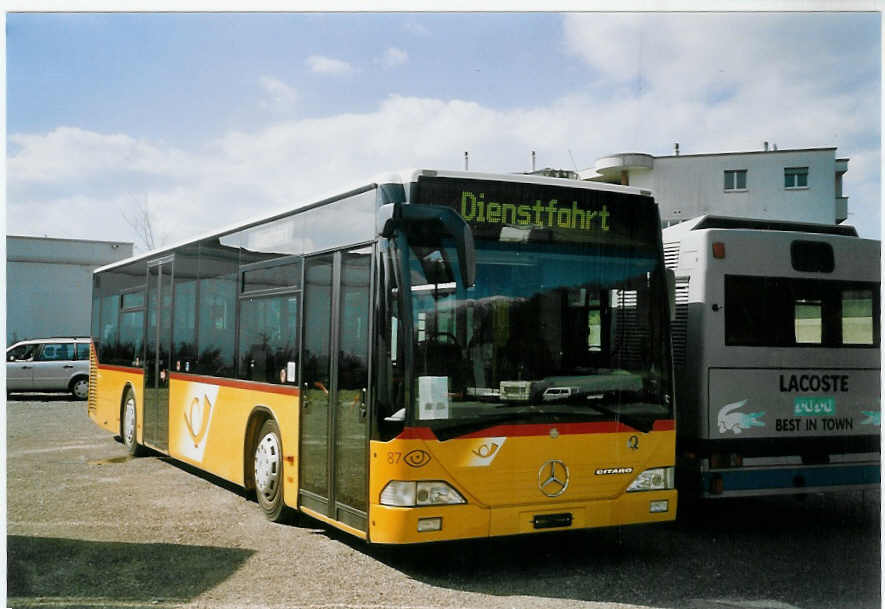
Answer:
[122, 194, 166, 253]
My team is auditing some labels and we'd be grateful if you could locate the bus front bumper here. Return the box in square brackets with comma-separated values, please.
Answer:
[368, 490, 677, 544]
[701, 462, 880, 498]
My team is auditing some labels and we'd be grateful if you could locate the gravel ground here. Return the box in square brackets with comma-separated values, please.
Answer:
[6, 397, 881, 609]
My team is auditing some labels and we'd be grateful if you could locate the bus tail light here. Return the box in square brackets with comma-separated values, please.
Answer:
[626, 467, 675, 492]
[710, 474, 724, 495]
[380, 481, 466, 507]
[710, 452, 743, 468]
[712, 242, 726, 259]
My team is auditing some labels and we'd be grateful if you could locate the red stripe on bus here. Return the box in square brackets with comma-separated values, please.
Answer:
[396, 427, 438, 440]
[653, 419, 676, 431]
[463, 419, 677, 437]
[458, 421, 640, 438]
[97, 364, 144, 375]
[168, 372, 301, 396]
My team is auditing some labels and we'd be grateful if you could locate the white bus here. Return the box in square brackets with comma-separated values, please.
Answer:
[663, 215, 880, 498]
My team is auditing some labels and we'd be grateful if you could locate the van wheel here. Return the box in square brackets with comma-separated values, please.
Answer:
[70, 376, 89, 400]
[122, 389, 144, 456]
[254, 418, 289, 522]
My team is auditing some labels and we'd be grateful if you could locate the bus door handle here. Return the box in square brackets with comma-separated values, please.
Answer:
[359, 388, 367, 420]
[302, 383, 309, 408]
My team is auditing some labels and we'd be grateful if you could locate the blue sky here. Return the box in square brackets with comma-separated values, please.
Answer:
[6, 11, 882, 247]
[8, 13, 572, 145]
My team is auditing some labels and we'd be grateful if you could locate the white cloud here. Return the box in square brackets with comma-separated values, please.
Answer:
[403, 20, 430, 37]
[380, 47, 408, 68]
[562, 13, 877, 111]
[8, 127, 195, 183]
[7, 193, 136, 242]
[559, 13, 879, 157]
[7, 14, 880, 244]
[305, 54, 353, 75]
[258, 76, 297, 112]
[8, 81, 881, 245]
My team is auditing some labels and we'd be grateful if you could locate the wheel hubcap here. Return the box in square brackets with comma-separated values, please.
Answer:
[73, 379, 89, 399]
[254, 432, 281, 499]
[124, 399, 136, 446]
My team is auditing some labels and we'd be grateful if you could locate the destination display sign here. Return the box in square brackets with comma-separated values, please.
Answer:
[414, 176, 659, 245]
[459, 190, 611, 233]
[708, 368, 881, 439]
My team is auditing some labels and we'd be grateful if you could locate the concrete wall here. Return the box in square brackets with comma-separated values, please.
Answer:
[625, 149, 839, 225]
[7, 236, 133, 344]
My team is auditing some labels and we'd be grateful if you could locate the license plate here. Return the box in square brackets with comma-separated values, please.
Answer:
[533, 513, 573, 529]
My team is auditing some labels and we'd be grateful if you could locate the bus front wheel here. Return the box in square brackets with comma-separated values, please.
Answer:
[121, 389, 144, 457]
[254, 418, 288, 522]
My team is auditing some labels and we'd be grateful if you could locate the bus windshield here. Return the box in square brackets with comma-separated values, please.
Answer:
[404, 235, 672, 435]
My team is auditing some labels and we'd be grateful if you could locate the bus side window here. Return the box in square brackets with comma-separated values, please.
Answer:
[197, 240, 238, 377]
[238, 296, 298, 384]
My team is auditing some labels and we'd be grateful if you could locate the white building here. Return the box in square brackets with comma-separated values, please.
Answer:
[580, 145, 849, 226]
[7, 236, 133, 343]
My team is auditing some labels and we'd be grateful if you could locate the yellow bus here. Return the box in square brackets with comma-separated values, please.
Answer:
[89, 169, 677, 544]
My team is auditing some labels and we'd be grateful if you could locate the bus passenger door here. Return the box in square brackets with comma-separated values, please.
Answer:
[144, 257, 173, 452]
[300, 254, 334, 515]
[299, 248, 371, 533]
[332, 247, 371, 531]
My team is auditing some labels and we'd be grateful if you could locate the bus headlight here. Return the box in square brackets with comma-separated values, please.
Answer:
[380, 481, 467, 506]
[626, 467, 675, 492]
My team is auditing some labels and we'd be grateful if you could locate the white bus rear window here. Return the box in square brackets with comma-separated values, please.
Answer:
[725, 275, 879, 348]
[794, 299, 822, 344]
[843, 289, 875, 345]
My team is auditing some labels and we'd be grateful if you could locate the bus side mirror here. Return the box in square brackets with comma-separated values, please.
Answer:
[377, 203, 476, 288]
[377, 203, 397, 237]
[666, 268, 676, 322]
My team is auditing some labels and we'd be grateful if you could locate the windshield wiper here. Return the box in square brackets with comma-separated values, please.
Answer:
[489, 383, 659, 433]
[579, 400, 655, 434]
[542, 390, 657, 433]
[426, 388, 661, 439]
[428, 411, 562, 441]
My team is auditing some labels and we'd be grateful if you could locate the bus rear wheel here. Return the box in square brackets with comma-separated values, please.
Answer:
[254, 418, 288, 522]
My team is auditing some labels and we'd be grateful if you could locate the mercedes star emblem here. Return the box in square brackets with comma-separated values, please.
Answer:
[538, 459, 570, 497]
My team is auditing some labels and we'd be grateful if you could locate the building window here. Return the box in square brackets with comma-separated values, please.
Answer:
[724, 169, 747, 191]
[785, 167, 809, 189]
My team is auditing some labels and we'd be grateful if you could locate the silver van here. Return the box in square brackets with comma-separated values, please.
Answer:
[6, 338, 91, 399]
